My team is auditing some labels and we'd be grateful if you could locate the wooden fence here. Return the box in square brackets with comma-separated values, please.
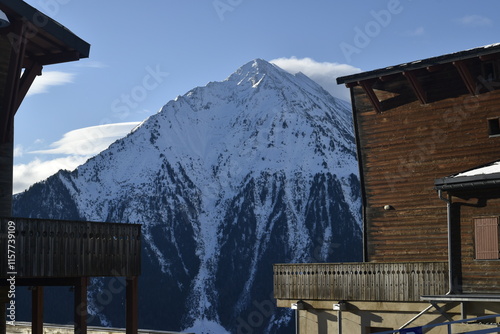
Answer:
[273, 262, 448, 302]
[0, 217, 141, 278]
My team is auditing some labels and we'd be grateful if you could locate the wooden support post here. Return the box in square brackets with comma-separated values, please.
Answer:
[0, 303, 5, 334]
[32, 286, 44, 334]
[15, 61, 42, 112]
[403, 70, 428, 104]
[358, 80, 382, 113]
[126, 276, 138, 334]
[453, 60, 477, 96]
[74, 277, 88, 334]
[0, 20, 28, 217]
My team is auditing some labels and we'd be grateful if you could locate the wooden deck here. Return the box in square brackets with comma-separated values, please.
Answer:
[273, 262, 448, 302]
[0, 217, 141, 278]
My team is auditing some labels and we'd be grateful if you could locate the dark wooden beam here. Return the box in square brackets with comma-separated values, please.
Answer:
[358, 79, 382, 113]
[32, 286, 44, 334]
[0, 21, 26, 217]
[15, 61, 42, 113]
[403, 70, 427, 104]
[453, 60, 477, 96]
[1, 20, 27, 142]
[479, 54, 500, 62]
[126, 276, 138, 334]
[35, 50, 81, 66]
[0, 277, 82, 287]
[378, 73, 400, 82]
[74, 278, 88, 334]
[426, 64, 443, 73]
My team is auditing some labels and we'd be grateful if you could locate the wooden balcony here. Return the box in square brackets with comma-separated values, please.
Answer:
[0, 217, 141, 278]
[273, 262, 448, 302]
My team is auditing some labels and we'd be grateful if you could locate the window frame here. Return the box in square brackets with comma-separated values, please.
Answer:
[487, 117, 500, 137]
[474, 216, 500, 260]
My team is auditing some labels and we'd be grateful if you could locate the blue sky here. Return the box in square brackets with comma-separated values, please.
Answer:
[12, 0, 500, 192]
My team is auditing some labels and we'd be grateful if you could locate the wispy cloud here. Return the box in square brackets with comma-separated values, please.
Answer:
[14, 122, 141, 193]
[457, 15, 493, 27]
[13, 156, 89, 194]
[270, 57, 361, 102]
[30, 122, 141, 156]
[403, 26, 425, 37]
[27, 71, 75, 96]
[75, 60, 108, 68]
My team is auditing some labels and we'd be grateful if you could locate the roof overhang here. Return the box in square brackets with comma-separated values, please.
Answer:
[435, 161, 500, 192]
[0, 0, 90, 66]
[337, 43, 500, 86]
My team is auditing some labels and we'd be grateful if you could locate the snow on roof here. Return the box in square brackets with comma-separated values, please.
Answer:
[453, 161, 500, 178]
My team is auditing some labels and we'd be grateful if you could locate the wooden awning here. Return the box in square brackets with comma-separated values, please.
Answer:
[0, 0, 90, 66]
[337, 43, 500, 113]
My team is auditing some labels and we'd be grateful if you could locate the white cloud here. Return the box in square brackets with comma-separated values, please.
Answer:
[13, 156, 89, 194]
[27, 71, 75, 96]
[75, 60, 108, 68]
[403, 26, 425, 36]
[270, 57, 361, 101]
[457, 15, 493, 27]
[14, 122, 141, 193]
[14, 144, 24, 158]
[31, 122, 141, 156]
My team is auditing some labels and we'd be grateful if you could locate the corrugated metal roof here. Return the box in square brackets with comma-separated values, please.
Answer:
[337, 43, 500, 85]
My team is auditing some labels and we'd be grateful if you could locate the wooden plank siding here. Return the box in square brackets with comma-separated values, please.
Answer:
[449, 194, 500, 294]
[352, 58, 500, 264]
[273, 262, 448, 302]
[0, 217, 141, 278]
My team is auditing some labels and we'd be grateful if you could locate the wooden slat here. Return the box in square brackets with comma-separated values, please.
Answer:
[353, 65, 500, 264]
[273, 262, 448, 302]
[0, 217, 141, 278]
[474, 217, 499, 260]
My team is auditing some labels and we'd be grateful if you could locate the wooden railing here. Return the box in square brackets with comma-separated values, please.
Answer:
[274, 262, 448, 302]
[0, 217, 141, 278]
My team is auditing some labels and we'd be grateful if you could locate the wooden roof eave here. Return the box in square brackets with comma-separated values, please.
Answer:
[337, 43, 500, 86]
[0, 0, 90, 65]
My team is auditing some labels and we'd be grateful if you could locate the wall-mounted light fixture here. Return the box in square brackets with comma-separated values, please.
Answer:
[0, 10, 10, 28]
[384, 205, 394, 210]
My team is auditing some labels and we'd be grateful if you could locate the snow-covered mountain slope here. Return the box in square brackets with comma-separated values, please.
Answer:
[14, 59, 362, 333]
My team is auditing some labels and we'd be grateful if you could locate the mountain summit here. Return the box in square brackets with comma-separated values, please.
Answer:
[14, 59, 362, 333]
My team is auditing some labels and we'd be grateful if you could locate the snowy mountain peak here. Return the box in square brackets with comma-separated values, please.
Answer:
[14, 59, 362, 333]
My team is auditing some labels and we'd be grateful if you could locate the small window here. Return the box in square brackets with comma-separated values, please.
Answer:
[488, 118, 500, 137]
[474, 217, 500, 260]
[482, 61, 498, 82]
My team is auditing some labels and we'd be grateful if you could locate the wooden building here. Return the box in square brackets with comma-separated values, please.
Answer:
[0, 1, 141, 334]
[273, 44, 500, 333]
